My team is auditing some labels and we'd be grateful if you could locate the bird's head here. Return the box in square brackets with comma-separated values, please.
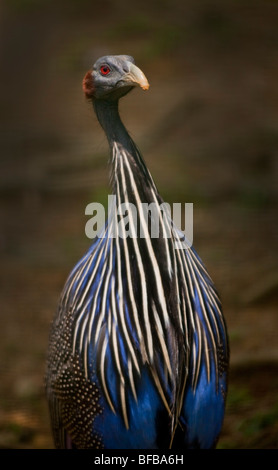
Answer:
[83, 55, 149, 101]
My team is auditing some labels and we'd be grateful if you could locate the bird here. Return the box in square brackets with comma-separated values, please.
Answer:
[46, 54, 229, 449]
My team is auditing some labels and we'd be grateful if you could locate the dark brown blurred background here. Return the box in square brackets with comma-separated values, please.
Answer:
[0, 0, 277, 449]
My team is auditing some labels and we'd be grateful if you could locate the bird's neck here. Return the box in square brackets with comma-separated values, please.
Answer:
[93, 98, 158, 201]
[93, 99, 134, 154]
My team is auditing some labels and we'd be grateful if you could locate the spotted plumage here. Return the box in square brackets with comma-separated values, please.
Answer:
[46, 55, 229, 449]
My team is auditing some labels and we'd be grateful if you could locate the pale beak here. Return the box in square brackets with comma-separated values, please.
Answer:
[123, 62, 150, 90]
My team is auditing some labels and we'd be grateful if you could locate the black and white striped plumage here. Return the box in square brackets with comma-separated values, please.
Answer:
[46, 55, 229, 449]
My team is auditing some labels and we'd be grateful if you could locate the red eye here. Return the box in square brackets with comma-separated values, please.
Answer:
[100, 65, 111, 76]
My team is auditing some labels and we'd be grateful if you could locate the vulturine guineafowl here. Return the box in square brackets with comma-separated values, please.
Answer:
[46, 55, 229, 449]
